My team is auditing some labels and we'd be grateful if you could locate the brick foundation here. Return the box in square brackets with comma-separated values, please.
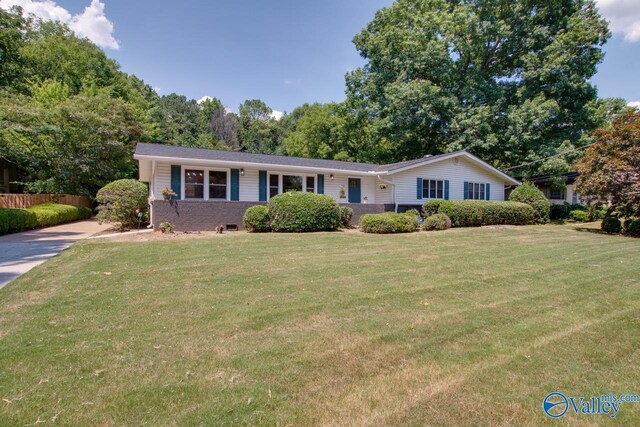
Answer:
[151, 200, 394, 231]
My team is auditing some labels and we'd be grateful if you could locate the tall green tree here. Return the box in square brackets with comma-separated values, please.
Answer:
[346, 0, 610, 168]
[238, 99, 283, 154]
[0, 6, 27, 90]
[284, 103, 349, 160]
[0, 90, 143, 196]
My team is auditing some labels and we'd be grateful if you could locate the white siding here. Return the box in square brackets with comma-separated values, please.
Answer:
[392, 157, 506, 204]
[375, 180, 393, 204]
[239, 167, 260, 201]
[154, 162, 171, 199]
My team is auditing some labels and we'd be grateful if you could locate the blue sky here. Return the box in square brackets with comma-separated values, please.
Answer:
[3, 0, 640, 113]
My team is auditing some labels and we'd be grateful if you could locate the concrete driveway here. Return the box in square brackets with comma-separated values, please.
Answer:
[0, 219, 112, 289]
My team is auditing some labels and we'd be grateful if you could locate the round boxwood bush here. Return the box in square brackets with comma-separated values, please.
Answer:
[601, 216, 622, 234]
[359, 212, 419, 234]
[339, 206, 353, 228]
[569, 210, 587, 222]
[267, 191, 341, 232]
[623, 219, 640, 237]
[96, 179, 148, 230]
[508, 182, 550, 224]
[423, 213, 452, 231]
[243, 205, 271, 232]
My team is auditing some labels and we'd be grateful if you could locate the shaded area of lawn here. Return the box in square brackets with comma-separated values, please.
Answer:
[1, 225, 639, 425]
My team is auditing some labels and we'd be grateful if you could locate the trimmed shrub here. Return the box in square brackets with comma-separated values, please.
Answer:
[0, 208, 37, 235]
[243, 205, 271, 232]
[0, 203, 91, 235]
[96, 179, 148, 230]
[423, 213, 452, 231]
[601, 216, 622, 234]
[423, 200, 534, 227]
[359, 212, 419, 234]
[422, 200, 453, 217]
[339, 206, 353, 228]
[569, 210, 587, 222]
[267, 192, 341, 232]
[623, 219, 640, 237]
[29, 203, 92, 228]
[508, 182, 550, 224]
[550, 203, 571, 220]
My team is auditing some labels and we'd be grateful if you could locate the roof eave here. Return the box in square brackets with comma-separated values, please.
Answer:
[384, 151, 520, 186]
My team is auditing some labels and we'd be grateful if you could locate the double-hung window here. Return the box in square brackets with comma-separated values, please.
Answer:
[549, 188, 563, 200]
[422, 179, 444, 199]
[269, 174, 279, 198]
[306, 176, 315, 193]
[209, 171, 227, 199]
[467, 182, 486, 200]
[185, 169, 205, 199]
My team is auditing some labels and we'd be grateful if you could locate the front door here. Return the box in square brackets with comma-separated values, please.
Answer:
[348, 178, 361, 203]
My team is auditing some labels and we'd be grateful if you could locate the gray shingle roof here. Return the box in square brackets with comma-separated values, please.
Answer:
[135, 142, 378, 172]
[134, 143, 510, 181]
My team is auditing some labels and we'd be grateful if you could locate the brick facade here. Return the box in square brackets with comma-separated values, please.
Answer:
[152, 200, 394, 231]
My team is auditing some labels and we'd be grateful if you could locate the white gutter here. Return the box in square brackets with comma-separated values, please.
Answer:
[134, 154, 376, 177]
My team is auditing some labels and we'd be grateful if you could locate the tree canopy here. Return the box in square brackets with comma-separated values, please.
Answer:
[576, 112, 640, 218]
[345, 0, 611, 170]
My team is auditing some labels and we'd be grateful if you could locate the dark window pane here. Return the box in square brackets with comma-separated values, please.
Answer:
[437, 180, 443, 198]
[422, 179, 428, 198]
[479, 183, 485, 200]
[306, 176, 314, 192]
[283, 175, 303, 192]
[209, 186, 226, 199]
[270, 174, 278, 186]
[209, 171, 226, 185]
[185, 169, 204, 199]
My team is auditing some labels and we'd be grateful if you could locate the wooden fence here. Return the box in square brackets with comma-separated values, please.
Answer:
[0, 193, 93, 209]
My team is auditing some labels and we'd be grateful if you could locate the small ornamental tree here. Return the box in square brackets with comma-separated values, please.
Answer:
[576, 111, 640, 218]
[96, 179, 148, 230]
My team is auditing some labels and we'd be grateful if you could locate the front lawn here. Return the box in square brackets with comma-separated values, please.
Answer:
[1, 225, 639, 425]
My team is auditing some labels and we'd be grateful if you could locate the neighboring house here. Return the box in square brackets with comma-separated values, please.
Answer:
[134, 143, 520, 230]
[0, 159, 23, 193]
[525, 172, 584, 205]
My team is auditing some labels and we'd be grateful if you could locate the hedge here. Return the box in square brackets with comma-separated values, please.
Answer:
[243, 205, 271, 232]
[508, 182, 550, 224]
[0, 203, 92, 235]
[569, 210, 587, 222]
[359, 212, 419, 234]
[267, 192, 341, 232]
[422, 200, 535, 227]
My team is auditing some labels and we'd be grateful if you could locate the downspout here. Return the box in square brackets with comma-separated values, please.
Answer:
[147, 160, 156, 229]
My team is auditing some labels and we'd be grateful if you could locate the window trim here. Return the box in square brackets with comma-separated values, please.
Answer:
[549, 188, 564, 200]
[467, 182, 487, 200]
[421, 178, 445, 200]
[181, 165, 230, 201]
[266, 171, 317, 200]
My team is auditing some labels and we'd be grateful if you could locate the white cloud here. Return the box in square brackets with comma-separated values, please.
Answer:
[597, 0, 640, 42]
[628, 101, 640, 109]
[0, 0, 119, 49]
[153, 86, 161, 93]
[197, 96, 213, 104]
[270, 110, 284, 120]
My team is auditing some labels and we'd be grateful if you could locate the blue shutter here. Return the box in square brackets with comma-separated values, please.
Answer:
[230, 169, 239, 201]
[463, 182, 469, 200]
[444, 180, 450, 200]
[170, 165, 181, 200]
[317, 174, 324, 194]
[259, 170, 267, 201]
[417, 177, 423, 200]
[485, 183, 490, 200]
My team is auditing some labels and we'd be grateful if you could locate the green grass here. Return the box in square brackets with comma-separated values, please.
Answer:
[1, 224, 639, 425]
